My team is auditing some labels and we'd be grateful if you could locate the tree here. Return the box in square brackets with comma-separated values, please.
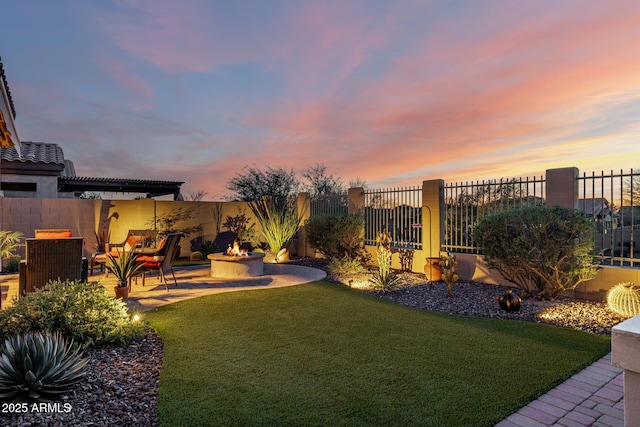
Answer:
[186, 190, 207, 201]
[623, 168, 640, 206]
[348, 177, 368, 189]
[226, 166, 300, 201]
[302, 163, 345, 196]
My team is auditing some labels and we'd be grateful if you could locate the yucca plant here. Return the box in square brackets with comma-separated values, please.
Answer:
[370, 230, 401, 292]
[440, 252, 459, 296]
[105, 249, 144, 288]
[0, 331, 88, 400]
[249, 197, 306, 259]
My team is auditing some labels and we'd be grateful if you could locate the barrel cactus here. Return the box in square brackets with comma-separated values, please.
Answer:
[607, 282, 640, 317]
[0, 331, 88, 400]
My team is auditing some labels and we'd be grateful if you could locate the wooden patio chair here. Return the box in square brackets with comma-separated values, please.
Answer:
[18, 237, 89, 294]
[106, 229, 159, 255]
[133, 232, 184, 291]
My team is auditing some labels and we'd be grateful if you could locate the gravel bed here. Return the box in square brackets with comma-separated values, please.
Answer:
[3, 258, 627, 426]
[289, 257, 629, 336]
[4, 328, 162, 427]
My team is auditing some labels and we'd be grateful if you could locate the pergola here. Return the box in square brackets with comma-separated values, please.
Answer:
[58, 176, 184, 200]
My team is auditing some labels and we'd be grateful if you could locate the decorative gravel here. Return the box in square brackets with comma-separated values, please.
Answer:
[4, 258, 627, 426]
[4, 328, 162, 427]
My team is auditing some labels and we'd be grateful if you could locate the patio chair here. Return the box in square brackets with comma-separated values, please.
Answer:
[93, 229, 159, 273]
[133, 232, 183, 291]
[18, 237, 89, 294]
[106, 229, 159, 255]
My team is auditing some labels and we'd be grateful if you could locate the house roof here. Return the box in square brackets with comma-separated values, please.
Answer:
[0, 57, 16, 119]
[578, 198, 612, 218]
[1, 141, 184, 199]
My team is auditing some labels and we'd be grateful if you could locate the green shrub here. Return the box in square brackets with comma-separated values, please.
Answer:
[328, 255, 366, 275]
[0, 331, 88, 400]
[607, 282, 640, 317]
[472, 205, 598, 299]
[0, 280, 145, 347]
[305, 214, 366, 260]
[3, 256, 21, 273]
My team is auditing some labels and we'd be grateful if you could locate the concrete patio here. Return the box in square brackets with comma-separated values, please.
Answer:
[0, 263, 327, 311]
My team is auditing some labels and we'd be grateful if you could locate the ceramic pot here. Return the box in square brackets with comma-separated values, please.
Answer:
[276, 248, 290, 263]
[424, 257, 442, 282]
[114, 285, 129, 300]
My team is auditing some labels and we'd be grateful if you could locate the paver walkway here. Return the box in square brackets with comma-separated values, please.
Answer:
[496, 353, 624, 427]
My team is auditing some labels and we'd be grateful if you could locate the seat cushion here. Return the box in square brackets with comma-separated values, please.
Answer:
[36, 231, 72, 238]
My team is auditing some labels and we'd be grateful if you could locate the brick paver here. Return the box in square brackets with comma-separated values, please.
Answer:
[496, 354, 624, 426]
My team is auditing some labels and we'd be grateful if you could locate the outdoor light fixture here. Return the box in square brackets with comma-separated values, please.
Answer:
[133, 314, 141, 322]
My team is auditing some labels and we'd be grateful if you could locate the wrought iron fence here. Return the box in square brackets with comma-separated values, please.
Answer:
[363, 186, 422, 249]
[309, 193, 348, 217]
[443, 176, 546, 253]
[578, 169, 639, 267]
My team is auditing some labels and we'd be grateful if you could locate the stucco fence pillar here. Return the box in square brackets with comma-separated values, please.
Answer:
[613, 316, 640, 426]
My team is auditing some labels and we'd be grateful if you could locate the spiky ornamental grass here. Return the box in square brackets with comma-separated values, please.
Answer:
[0, 331, 88, 400]
[249, 197, 305, 254]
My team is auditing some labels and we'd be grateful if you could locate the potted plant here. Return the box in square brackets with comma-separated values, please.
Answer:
[105, 249, 144, 300]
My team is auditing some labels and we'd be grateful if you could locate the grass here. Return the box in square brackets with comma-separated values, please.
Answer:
[145, 281, 611, 427]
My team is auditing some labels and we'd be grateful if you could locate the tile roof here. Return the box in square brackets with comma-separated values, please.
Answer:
[0, 141, 66, 164]
[0, 56, 16, 119]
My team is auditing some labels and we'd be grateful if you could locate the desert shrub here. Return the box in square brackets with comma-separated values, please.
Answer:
[607, 282, 640, 317]
[472, 205, 598, 299]
[305, 214, 366, 260]
[369, 230, 401, 292]
[328, 256, 366, 276]
[0, 331, 88, 400]
[0, 280, 144, 347]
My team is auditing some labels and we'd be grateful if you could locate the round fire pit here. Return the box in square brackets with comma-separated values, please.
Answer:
[207, 252, 265, 278]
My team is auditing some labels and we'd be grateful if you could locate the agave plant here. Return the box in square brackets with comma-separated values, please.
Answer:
[0, 331, 88, 400]
[105, 249, 144, 288]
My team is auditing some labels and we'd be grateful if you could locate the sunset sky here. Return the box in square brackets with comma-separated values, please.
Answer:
[2, 1, 640, 199]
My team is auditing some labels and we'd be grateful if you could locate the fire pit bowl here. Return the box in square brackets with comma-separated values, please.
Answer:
[207, 252, 265, 278]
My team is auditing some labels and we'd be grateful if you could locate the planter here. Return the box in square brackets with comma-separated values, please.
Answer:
[498, 290, 521, 312]
[424, 257, 442, 282]
[114, 285, 129, 300]
[276, 248, 290, 263]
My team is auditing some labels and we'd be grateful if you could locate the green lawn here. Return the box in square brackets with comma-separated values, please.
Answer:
[145, 281, 611, 427]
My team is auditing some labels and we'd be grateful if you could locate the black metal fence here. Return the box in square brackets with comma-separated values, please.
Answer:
[363, 187, 422, 249]
[442, 177, 546, 253]
[578, 169, 639, 267]
[309, 193, 348, 217]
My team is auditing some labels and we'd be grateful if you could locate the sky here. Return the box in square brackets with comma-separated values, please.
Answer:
[2, 0, 640, 200]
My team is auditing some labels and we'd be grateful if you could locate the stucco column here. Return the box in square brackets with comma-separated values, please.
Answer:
[546, 167, 578, 209]
[422, 179, 444, 260]
[612, 315, 640, 426]
[348, 187, 364, 216]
